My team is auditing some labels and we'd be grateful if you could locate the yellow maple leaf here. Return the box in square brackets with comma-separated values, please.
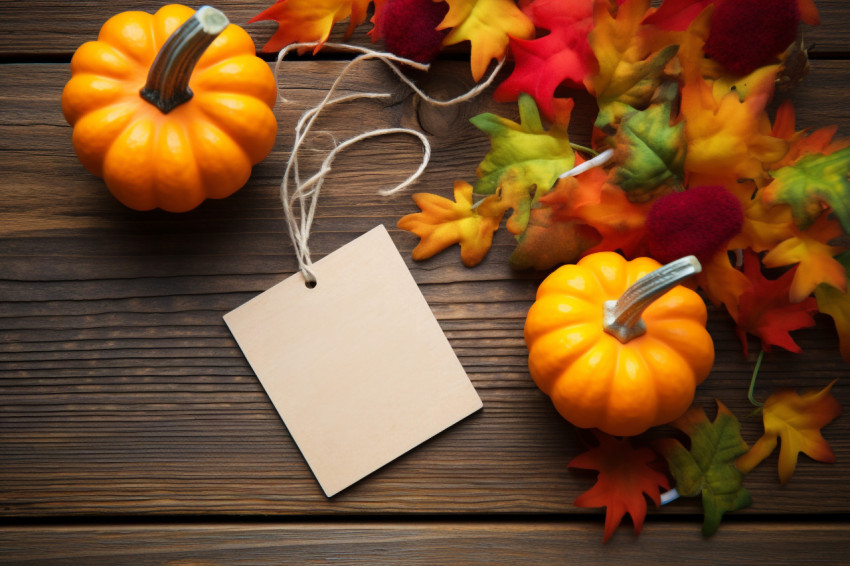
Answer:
[762, 214, 847, 302]
[398, 181, 506, 267]
[438, 0, 534, 81]
[737, 380, 842, 484]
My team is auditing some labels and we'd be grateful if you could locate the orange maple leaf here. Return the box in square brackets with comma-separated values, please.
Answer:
[398, 180, 506, 267]
[438, 0, 535, 81]
[737, 380, 842, 484]
[250, 0, 377, 53]
[568, 431, 669, 543]
[695, 249, 751, 320]
[762, 213, 847, 303]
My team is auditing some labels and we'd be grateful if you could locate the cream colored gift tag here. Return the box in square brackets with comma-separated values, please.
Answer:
[224, 225, 482, 497]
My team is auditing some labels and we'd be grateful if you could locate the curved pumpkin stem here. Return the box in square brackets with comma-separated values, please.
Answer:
[603, 255, 702, 343]
[140, 6, 229, 114]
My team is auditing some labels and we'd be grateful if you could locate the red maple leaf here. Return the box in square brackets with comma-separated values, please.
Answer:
[734, 250, 818, 355]
[568, 430, 670, 543]
[493, 0, 597, 120]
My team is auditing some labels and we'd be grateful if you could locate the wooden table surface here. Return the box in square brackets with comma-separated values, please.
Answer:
[2, 1, 849, 563]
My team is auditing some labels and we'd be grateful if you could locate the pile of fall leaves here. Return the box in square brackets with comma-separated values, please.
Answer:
[251, 0, 844, 541]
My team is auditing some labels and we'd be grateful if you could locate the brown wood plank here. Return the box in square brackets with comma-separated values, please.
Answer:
[2, 521, 850, 564]
[2, 60, 850, 518]
[0, 0, 847, 58]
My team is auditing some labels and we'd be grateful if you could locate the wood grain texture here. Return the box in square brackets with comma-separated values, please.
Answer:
[3, 58, 850, 520]
[1, 0, 848, 58]
[2, 521, 850, 564]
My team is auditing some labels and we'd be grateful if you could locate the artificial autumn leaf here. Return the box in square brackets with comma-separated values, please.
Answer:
[695, 249, 751, 320]
[568, 431, 669, 543]
[398, 180, 506, 266]
[729, 187, 796, 253]
[588, 0, 680, 129]
[470, 94, 575, 234]
[737, 380, 842, 484]
[508, 204, 600, 270]
[815, 252, 850, 363]
[641, 0, 712, 31]
[767, 101, 850, 170]
[734, 250, 818, 355]
[438, 0, 535, 81]
[762, 146, 850, 233]
[608, 85, 685, 198]
[540, 154, 653, 259]
[492, 0, 596, 121]
[655, 401, 752, 537]
[250, 0, 375, 52]
[761, 213, 846, 303]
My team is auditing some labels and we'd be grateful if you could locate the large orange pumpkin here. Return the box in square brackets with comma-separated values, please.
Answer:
[524, 252, 715, 436]
[61, 4, 278, 212]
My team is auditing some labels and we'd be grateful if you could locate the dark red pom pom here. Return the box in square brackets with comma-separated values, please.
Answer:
[646, 185, 744, 264]
[380, 0, 449, 64]
[704, 0, 800, 76]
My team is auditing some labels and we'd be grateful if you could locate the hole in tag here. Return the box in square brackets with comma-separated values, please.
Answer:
[305, 279, 317, 289]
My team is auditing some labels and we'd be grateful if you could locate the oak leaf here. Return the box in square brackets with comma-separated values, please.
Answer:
[737, 380, 842, 484]
[438, 0, 535, 81]
[655, 401, 752, 537]
[398, 180, 505, 266]
[250, 0, 375, 52]
[568, 431, 669, 543]
[470, 94, 575, 234]
[734, 250, 818, 355]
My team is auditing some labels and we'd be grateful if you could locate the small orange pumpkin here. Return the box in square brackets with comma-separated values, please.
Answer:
[524, 252, 714, 436]
[61, 4, 278, 212]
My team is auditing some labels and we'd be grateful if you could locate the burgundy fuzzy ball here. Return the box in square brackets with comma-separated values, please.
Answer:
[646, 185, 744, 264]
[704, 0, 800, 76]
[380, 0, 449, 64]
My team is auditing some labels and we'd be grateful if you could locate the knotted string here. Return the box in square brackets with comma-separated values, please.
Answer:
[274, 43, 505, 285]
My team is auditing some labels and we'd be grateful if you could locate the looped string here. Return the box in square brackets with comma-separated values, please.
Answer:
[275, 43, 504, 285]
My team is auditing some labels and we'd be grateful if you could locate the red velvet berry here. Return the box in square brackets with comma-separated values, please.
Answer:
[380, 0, 449, 64]
[704, 0, 800, 76]
[646, 185, 744, 264]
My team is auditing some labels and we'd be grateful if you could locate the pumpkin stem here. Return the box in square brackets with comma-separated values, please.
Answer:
[603, 255, 702, 343]
[140, 6, 229, 114]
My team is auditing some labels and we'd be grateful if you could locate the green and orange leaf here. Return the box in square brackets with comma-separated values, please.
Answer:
[398, 180, 506, 266]
[438, 0, 535, 81]
[737, 381, 842, 484]
[815, 252, 850, 363]
[470, 94, 575, 234]
[568, 431, 669, 543]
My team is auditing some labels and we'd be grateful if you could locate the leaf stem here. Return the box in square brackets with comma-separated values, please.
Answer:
[569, 143, 598, 156]
[747, 350, 766, 409]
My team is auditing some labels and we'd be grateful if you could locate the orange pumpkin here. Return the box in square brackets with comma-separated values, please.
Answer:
[524, 252, 714, 436]
[61, 4, 278, 212]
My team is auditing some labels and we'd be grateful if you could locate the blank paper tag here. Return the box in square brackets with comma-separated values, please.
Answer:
[224, 225, 482, 497]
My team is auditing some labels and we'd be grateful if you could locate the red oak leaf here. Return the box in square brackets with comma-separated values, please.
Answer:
[569, 430, 670, 543]
[493, 0, 596, 120]
[734, 250, 818, 355]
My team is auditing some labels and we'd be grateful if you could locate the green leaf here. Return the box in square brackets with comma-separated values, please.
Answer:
[655, 401, 752, 537]
[609, 92, 685, 197]
[763, 146, 850, 232]
[470, 93, 575, 234]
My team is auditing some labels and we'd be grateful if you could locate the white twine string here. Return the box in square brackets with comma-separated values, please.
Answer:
[274, 43, 505, 285]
